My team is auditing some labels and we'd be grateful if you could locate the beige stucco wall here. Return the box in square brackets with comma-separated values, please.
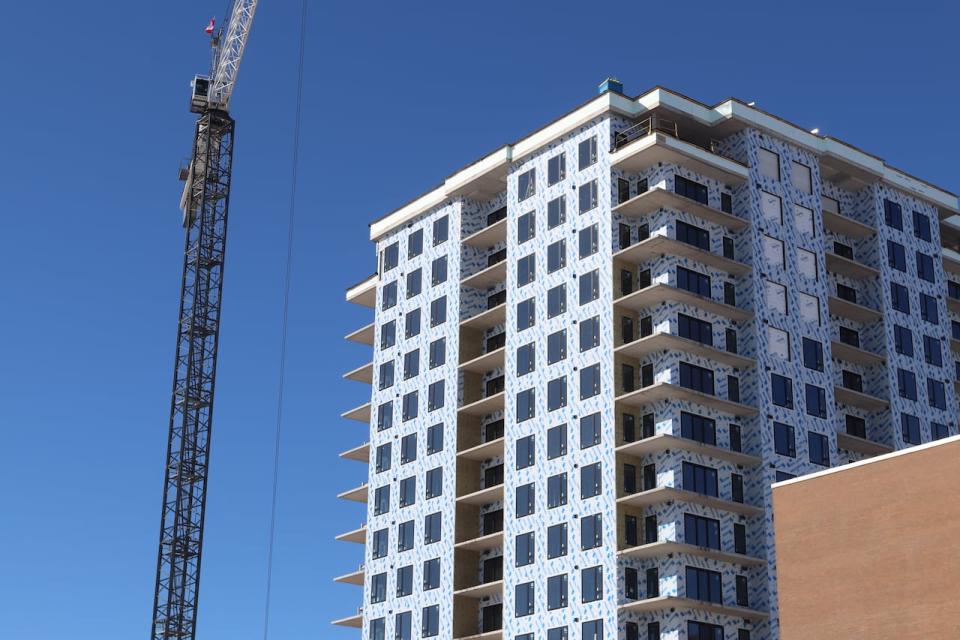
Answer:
[772, 436, 960, 639]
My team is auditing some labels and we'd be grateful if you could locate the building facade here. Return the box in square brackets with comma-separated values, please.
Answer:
[334, 82, 960, 640]
[772, 435, 960, 639]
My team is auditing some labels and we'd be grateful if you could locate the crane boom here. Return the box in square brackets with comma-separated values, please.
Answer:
[151, 3, 258, 639]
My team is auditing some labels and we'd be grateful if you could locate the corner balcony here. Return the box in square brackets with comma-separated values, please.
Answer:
[342, 361, 372, 384]
[345, 274, 377, 308]
[825, 252, 879, 280]
[333, 564, 365, 586]
[617, 435, 760, 467]
[615, 283, 752, 323]
[831, 340, 885, 366]
[615, 236, 750, 277]
[619, 540, 765, 568]
[617, 383, 757, 418]
[828, 296, 882, 323]
[834, 386, 889, 411]
[837, 431, 894, 457]
[337, 482, 368, 503]
[331, 609, 363, 628]
[619, 596, 768, 622]
[822, 210, 876, 238]
[344, 322, 374, 346]
[616, 333, 755, 370]
[341, 401, 371, 423]
[335, 524, 366, 544]
[613, 187, 749, 232]
[610, 120, 749, 186]
[617, 486, 763, 517]
[339, 441, 370, 463]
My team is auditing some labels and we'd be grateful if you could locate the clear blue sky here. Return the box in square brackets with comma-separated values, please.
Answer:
[0, 1, 956, 638]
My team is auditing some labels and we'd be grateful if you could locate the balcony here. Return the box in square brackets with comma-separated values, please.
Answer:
[458, 437, 505, 462]
[463, 216, 507, 249]
[342, 361, 372, 384]
[613, 188, 748, 232]
[345, 274, 377, 308]
[454, 632, 503, 640]
[828, 296, 882, 323]
[619, 540, 765, 567]
[461, 259, 507, 290]
[834, 386, 889, 411]
[341, 401, 371, 423]
[831, 340, 884, 366]
[615, 284, 752, 323]
[456, 483, 504, 506]
[460, 302, 507, 332]
[460, 347, 506, 374]
[333, 565, 365, 586]
[458, 390, 505, 417]
[615, 236, 750, 277]
[616, 333, 755, 370]
[617, 383, 757, 418]
[337, 483, 368, 503]
[617, 486, 763, 517]
[822, 210, 876, 238]
[617, 434, 760, 467]
[837, 432, 894, 457]
[610, 120, 749, 185]
[618, 596, 768, 621]
[455, 531, 504, 553]
[335, 524, 366, 544]
[454, 579, 504, 600]
[331, 610, 363, 628]
[339, 441, 370, 463]
[344, 322, 375, 346]
[825, 252, 880, 279]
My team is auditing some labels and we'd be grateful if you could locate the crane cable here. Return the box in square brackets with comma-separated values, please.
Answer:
[263, 1, 309, 638]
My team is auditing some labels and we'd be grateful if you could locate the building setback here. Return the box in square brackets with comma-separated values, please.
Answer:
[333, 81, 960, 640]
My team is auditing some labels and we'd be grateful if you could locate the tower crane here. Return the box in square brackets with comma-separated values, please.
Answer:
[151, 2, 259, 638]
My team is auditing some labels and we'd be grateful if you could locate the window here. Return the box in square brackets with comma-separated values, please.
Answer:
[395, 612, 412, 640]
[401, 390, 418, 421]
[798, 291, 820, 325]
[928, 378, 946, 410]
[884, 199, 902, 230]
[894, 325, 914, 356]
[408, 229, 423, 258]
[679, 313, 713, 346]
[582, 620, 603, 640]
[579, 269, 599, 304]
[381, 242, 399, 272]
[686, 566, 723, 603]
[547, 284, 567, 317]
[579, 179, 598, 213]
[917, 252, 936, 283]
[376, 401, 393, 431]
[375, 443, 392, 473]
[794, 204, 814, 235]
[373, 485, 390, 515]
[547, 239, 566, 272]
[580, 462, 602, 499]
[791, 160, 812, 193]
[548, 329, 566, 364]
[682, 461, 718, 496]
[920, 293, 938, 324]
[760, 190, 783, 223]
[379, 320, 396, 350]
[516, 435, 535, 469]
[674, 175, 708, 204]
[517, 298, 535, 331]
[517, 343, 535, 376]
[548, 628, 568, 640]
[517, 168, 536, 201]
[428, 295, 447, 326]
[421, 605, 439, 637]
[924, 335, 943, 366]
[774, 421, 796, 457]
[797, 247, 817, 280]
[758, 148, 780, 180]
[423, 557, 440, 590]
[396, 565, 413, 597]
[579, 224, 599, 258]
[765, 280, 787, 314]
[426, 423, 442, 455]
[516, 483, 535, 518]
[403, 350, 419, 380]
[399, 476, 416, 507]
[547, 376, 567, 411]
[547, 196, 566, 228]
[548, 423, 567, 458]
[404, 308, 420, 338]
[768, 326, 790, 361]
[891, 282, 910, 314]
[808, 431, 830, 466]
[580, 364, 601, 399]
[547, 574, 568, 610]
[370, 618, 386, 640]
[681, 411, 716, 445]
[548, 522, 568, 558]
[547, 472, 567, 508]
[400, 433, 417, 464]
[680, 361, 715, 395]
[736, 575, 750, 607]
[684, 513, 720, 549]
[677, 220, 710, 251]
[581, 513, 602, 549]
[914, 210, 932, 241]
[515, 531, 534, 566]
[381, 281, 397, 310]
[372, 527, 388, 559]
[762, 234, 785, 268]
[932, 422, 950, 440]
[802, 337, 823, 371]
[688, 621, 724, 640]
[548, 152, 566, 185]
[379, 361, 395, 390]
[425, 467, 442, 499]
[580, 412, 601, 449]
[902, 413, 921, 444]
[578, 136, 597, 169]
[806, 384, 827, 418]
[517, 253, 536, 286]
[887, 240, 907, 271]
[898, 368, 917, 400]
[516, 388, 535, 422]
[518, 210, 535, 243]
[579, 317, 600, 353]
[424, 512, 441, 544]
[429, 259, 447, 291]
[370, 572, 387, 603]
[678, 266, 711, 297]
[581, 566, 603, 602]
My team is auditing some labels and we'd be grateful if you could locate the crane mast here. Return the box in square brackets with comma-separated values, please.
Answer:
[151, 3, 258, 639]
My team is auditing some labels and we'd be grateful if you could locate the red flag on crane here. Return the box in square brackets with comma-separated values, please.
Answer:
[204, 18, 216, 35]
